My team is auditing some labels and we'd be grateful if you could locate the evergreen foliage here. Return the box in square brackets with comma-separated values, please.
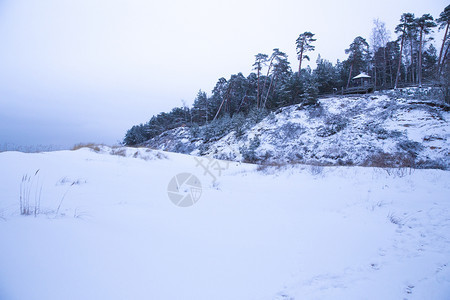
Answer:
[240, 136, 261, 163]
[296, 32, 316, 75]
[123, 5, 447, 146]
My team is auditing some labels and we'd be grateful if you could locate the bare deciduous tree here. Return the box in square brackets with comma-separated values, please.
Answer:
[371, 19, 391, 87]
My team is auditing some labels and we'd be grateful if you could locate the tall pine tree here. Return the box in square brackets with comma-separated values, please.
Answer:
[437, 5, 450, 76]
[416, 14, 437, 87]
[295, 32, 316, 76]
[394, 13, 413, 88]
[345, 36, 370, 88]
[253, 53, 268, 109]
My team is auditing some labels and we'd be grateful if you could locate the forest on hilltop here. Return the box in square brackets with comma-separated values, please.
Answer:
[124, 5, 450, 146]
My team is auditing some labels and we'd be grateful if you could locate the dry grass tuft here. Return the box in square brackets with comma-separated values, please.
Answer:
[72, 143, 103, 152]
[111, 148, 127, 157]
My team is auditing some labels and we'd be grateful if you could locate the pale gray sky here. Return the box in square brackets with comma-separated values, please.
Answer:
[0, 0, 447, 148]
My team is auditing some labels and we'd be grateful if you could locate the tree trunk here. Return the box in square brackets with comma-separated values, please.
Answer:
[395, 36, 404, 89]
[205, 98, 208, 124]
[213, 97, 226, 121]
[410, 38, 415, 84]
[374, 65, 377, 91]
[418, 29, 423, 88]
[438, 22, 449, 75]
[298, 48, 303, 77]
[389, 60, 394, 87]
[237, 91, 248, 113]
[444, 42, 450, 63]
[346, 63, 353, 89]
[263, 74, 275, 108]
[213, 85, 232, 121]
[256, 67, 260, 109]
[261, 59, 274, 108]
[383, 47, 387, 87]
[403, 64, 407, 83]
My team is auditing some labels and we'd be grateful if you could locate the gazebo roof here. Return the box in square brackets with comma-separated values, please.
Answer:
[352, 73, 371, 80]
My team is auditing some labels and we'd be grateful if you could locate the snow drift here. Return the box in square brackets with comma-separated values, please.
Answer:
[0, 147, 450, 299]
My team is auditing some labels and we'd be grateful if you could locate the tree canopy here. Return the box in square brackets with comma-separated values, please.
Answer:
[123, 5, 449, 146]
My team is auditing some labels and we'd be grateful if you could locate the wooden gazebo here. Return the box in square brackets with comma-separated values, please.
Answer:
[343, 73, 374, 94]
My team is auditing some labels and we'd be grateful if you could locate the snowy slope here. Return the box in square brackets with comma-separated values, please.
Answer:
[144, 92, 450, 169]
[0, 147, 450, 299]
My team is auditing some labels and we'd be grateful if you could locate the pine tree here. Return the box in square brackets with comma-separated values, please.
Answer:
[192, 90, 209, 125]
[403, 13, 418, 84]
[227, 73, 250, 115]
[253, 53, 268, 109]
[262, 49, 289, 108]
[124, 124, 146, 145]
[313, 55, 338, 93]
[395, 13, 413, 88]
[261, 49, 281, 106]
[437, 5, 450, 76]
[211, 77, 228, 121]
[422, 44, 438, 80]
[385, 41, 401, 86]
[295, 32, 316, 76]
[416, 14, 437, 87]
[345, 36, 370, 88]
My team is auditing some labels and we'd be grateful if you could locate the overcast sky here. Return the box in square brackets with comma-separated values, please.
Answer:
[0, 0, 447, 149]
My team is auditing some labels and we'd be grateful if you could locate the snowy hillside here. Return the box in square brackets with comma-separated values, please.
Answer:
[144, 91, 450, 169]
[0, 147, 450, 299]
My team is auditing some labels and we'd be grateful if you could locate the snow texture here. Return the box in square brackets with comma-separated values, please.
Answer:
[144, 92, 449, 169]
[0, 147, 449, 299]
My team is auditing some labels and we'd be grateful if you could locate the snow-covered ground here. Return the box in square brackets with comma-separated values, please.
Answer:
[0, 147, 449, 299]
[144, 93, 450, 169]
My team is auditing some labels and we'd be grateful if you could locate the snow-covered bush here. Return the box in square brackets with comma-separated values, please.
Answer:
[306, 103, 325, 118]
[198, 143, 209, 156]
[247, 107, 269, 125]
[173, 141, 195, 154]
[232, 113, 247, 138]
[203, 116, 232, 142]
[397, 140, 424, 157]
[301, 81, 319, 106]
[415, 158, 447, 170]
[189, 124, 201, 138]
[364, 151, 415, 169]
[279, 122, 306, 140]
[317, 114, 348, 137]
[240, 136, 261, 163]
[369, 125, 403, 140]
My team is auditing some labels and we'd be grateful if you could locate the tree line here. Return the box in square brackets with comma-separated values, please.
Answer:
[124, 5, 450, 146]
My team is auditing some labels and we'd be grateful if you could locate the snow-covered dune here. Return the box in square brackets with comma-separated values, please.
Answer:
[144, 92, 450, 169]
[0, 148, 449, 299]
